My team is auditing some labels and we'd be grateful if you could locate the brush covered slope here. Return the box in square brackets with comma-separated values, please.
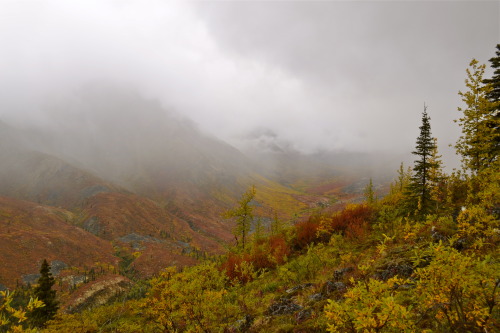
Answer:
[0, 196, 117, 289]
[37, 158, 499, 332]
[0, 119, 227, 286]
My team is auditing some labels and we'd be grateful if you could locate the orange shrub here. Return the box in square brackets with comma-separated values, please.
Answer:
[220, 253, 247, 282]
[247, 246, 273, 270]
[294, 218, 321, 249]
[267, 235, 290, 265]
[220, 235, 291, 283]
[301, 204, 375, 245]
[330, 204, 373, 239]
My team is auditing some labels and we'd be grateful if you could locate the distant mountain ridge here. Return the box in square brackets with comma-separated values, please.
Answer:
[32, 86, 252, 193]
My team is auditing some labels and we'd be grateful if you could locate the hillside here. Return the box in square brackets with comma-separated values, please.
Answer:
[0, 196, 117, 289]
[38, 163, 500, 332]
[0, 120, 121, 209]
[33, 86, 252, 193]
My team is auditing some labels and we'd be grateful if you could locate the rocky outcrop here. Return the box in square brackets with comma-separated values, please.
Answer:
[322, 281, 347, 295]
[229, 314, 254, 332]
[295, 308, 313, 323]
[50, 260, 68, 276]
[65, 276, 131, 314]
[333, 267, 354, 281]
[375, 263, 413, 281]
[267, 297, 303, 316]
[285, 283, 313, 296]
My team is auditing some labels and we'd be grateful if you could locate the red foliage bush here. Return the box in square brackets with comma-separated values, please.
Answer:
[220, 235, 291, 283]
[328, 204, 374, 239]
[293, 204, 374, 249]
[220, 253, 247, 282]
[247, 247, 273, 270]
[294, 218, 321, 249]
[267, 235, 290, 265]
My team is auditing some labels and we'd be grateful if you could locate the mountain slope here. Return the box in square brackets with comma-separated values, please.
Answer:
[0, 196, 117, 288]
[35, 86, 252, 194]
[78, 191, 228, 252]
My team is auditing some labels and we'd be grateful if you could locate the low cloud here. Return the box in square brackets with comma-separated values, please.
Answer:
[0, 0, 498, 169]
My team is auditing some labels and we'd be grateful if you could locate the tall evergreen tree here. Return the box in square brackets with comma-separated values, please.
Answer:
[29, 259, 59, 327]
[406, 106, 439, 217]
[483, 45, 500, 113]
[482, 44, 500, 163]
[456, 59, 498, 173]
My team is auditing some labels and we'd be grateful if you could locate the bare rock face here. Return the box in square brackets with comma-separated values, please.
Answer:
[50, 260, 68, 276]
[333, 266, 354, 281]
[82, 216, 103, 237]
[375, 263, 413, 281]
[22, 274, 41, 285]
[285, 283, 314, 296]
[267, 297, 303, 316]
[295, 308, 313, 323]
[322, 281, 347, 295]
[65, 276, 132, 314]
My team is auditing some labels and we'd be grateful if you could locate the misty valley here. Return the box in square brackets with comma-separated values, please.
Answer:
[0, 2, 499, 332]
[0, 85, 392, 289]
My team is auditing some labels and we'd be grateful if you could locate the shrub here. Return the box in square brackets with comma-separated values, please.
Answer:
[0, 290, 44, 333]
[145, 263, 240, 332]
[413, 244, 500, 332]
[267, 235, 290, 265]
[295, 218, 321, 249]
[457, 205, 499, 241]
[220, 253, 254, 283]
[319, 204, 374, 241]
[325, 277, 415, 332]
[221, 235, 291, 283]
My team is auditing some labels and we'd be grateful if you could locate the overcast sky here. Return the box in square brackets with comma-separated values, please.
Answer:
[0, 1, 498, 167]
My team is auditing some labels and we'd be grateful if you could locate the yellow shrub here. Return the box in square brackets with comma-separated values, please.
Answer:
[325, 277, 415, 332]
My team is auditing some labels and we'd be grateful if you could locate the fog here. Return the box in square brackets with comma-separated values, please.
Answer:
[0, 1, 498, 170]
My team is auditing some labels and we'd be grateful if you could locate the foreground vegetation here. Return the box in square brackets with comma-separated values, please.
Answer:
[2, 47, 499, 332]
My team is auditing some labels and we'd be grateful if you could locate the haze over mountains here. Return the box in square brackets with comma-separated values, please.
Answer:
[0, 85, 402, 288]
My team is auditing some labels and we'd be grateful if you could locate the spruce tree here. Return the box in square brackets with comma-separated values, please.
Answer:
[29, 259, 59, 327]
[483, 44, 500, 114]
[482, 44, 500, 164]
[406, 106, 439, 217]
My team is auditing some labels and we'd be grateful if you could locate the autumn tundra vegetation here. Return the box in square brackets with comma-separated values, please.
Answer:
[1, 46, 499, 332]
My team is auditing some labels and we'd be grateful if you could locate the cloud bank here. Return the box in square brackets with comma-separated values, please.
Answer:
[0, 0, 498, 167]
